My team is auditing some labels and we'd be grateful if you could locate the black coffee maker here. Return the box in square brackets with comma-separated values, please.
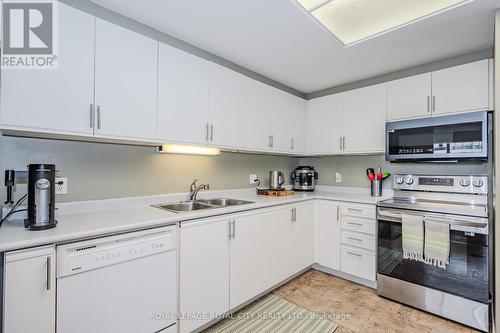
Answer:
[25, 164, 57, 230]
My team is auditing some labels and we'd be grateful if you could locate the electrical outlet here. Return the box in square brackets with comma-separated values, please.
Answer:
[249, 174, 258, 184]
[335, 172, 342, 183]
[55, 177, 68, 194]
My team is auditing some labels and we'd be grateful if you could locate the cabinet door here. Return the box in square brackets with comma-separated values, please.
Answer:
[306, 93, 343, 154]
[209, 63, 248, 149]
[243, 80, 275, 152]
[431, 60, 491, 116]
[94, 19, 158, 141]
[157, 43, 210, 145]
[230, 208, 288, 308]
[3, 246, 56, 333]
[179, 218, 230, 333]
[0, 3, 94, 136]
[273, 91, 307, 154]
[291, 202, 315, 271]
[387, 73, 432, 121]
[343, 84, 386, 153]
[316, 200, 341, 270]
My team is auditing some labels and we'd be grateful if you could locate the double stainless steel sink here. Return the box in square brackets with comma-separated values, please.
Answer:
[153, 198, 254, 213]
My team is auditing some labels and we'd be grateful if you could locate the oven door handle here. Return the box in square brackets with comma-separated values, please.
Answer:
[377, 208, 488, 231]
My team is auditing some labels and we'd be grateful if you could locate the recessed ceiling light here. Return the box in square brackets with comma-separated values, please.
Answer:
[293, 0, 473, 46]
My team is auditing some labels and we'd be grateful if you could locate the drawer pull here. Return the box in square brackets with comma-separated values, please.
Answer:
[347, 222, 363, 226]
[347, 208, 363, 212]
[347, 236, 362, 242]
[347, 251, 362, 257]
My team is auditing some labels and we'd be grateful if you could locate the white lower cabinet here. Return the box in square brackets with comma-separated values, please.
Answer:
[230, 208, 288, 308]
[179, 217, 230, 333]
[316, 200, 341, 270]
[179, 202, 315, 332]
[340, 246, 376, 281]
[2, 246, 56, 333]
[340, 203, 377, 282]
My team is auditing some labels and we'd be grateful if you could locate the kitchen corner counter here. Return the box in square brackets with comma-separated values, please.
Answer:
[0, 186, 391, 252]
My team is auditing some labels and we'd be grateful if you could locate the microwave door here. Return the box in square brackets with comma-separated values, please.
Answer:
[385, 111, 488, 162]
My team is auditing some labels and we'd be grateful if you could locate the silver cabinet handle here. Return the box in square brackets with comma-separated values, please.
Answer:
[209, 124, 214, 141]
[342, 136, 346, 151]
[347, 221, 363, 226]
[231, 220, 236, 239]
[291, 208, 297, 222]
[347, 236, 363, 242]
[290, 138, 294, 150]
[427, 96, 430, 113]
[227, 221, 232, 239]
[46, 256, 52, 291]
[268, 135, 273, 148]
[348, 208, 362, 212]
[96, 105, 101, 130]
[432, 96, 436, 112]
[205, 123, 209, 142]
[89, 104, 94, 128]
[336, 205, 340, 221]
[347, 251, 362, 257]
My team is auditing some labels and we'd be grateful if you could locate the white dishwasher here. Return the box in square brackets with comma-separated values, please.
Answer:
[56, 226, 177, 333]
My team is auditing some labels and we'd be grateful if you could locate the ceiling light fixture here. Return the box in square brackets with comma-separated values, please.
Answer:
[156, 144, 221, 156]
[292, 0, 473, 46]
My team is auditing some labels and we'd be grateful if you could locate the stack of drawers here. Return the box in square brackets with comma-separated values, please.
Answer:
[339, 203, 376, 281]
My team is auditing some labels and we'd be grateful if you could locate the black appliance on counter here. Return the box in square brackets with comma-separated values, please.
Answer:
[25, 164, 57, 230]
[291, 166, 318, 192]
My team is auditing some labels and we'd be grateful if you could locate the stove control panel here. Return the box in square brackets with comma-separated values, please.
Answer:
[393, 175, 488, 195]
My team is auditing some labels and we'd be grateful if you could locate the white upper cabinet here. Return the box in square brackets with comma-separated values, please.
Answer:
[0, 3, 95, 136]
[94, 19, 158, 142]
[431, 59, 491, 116]
[157, 43, 210, 145]
[307, 93, 344, 155]
[274, 91, 307, 154]
[387, 73, 432, 121]
[343, 83, 386, 153]
[243, 79, 275, 152]
[209, 63, 249, 149]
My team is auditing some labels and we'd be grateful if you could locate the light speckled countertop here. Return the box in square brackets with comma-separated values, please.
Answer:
[0, 186, 391, 252]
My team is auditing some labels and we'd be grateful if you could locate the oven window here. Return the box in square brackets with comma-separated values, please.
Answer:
[378, 220, 489, 303]
[388, 121, 483, 155]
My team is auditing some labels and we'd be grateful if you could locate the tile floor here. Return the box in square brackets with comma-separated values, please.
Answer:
[268, 269, 482, 333]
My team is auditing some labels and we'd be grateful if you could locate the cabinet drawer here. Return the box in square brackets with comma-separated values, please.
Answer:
[341, 203, 375, 219]
[341, 216, 375, 235]
[341, 231, 375, 251]
[341, 246, 376, 281]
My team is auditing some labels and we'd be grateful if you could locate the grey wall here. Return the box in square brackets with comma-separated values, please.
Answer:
[299, 154, 490, 189]
[0, 135, 299, 203]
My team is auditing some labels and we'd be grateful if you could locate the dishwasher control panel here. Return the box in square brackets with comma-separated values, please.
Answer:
[56, 226, 176, 278]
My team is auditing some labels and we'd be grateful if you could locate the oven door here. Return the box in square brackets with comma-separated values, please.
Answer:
[377, 209, 489, 304]
[386, 111, 488, 162]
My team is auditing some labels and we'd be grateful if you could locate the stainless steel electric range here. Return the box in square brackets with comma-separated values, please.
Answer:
[377, 174, 490, 332]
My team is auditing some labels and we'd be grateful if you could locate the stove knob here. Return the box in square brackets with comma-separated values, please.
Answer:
[395, 177, 404, 185]
[405, 178, 414, 185]
[459, 179, 470, 187]
[472, 179, 484, 188]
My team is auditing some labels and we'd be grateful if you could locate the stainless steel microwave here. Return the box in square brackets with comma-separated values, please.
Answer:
[386, 111, 489, 162]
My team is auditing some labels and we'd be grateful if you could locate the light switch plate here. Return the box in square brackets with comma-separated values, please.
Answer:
[55, 177, 68, 194]
[335, 172, 342, 183]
